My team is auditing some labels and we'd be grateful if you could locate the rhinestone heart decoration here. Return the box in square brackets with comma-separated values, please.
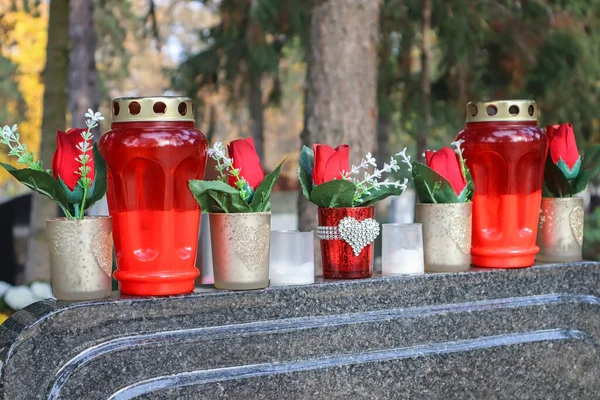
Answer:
[232, 224, 270, 271]
[338, 217, 380, 256]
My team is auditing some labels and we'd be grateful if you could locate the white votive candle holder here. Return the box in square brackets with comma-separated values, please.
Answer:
[269, 230, 315, 286]
[382, 223, 424, 275]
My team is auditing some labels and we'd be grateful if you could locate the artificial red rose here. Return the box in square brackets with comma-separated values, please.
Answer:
[52, 129, 95, 191]
[547, 124, 580, 176]
[312, 144, 350, 185]
[425, 147, 466, 195]
[228, 137, 265, 190]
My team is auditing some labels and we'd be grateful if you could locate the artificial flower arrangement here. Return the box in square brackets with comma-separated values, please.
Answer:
[298, 144, 407, 208]
[542, 124, 600, 197]
[188, 137, 283, 213]
[298, 144, 407, 279]
[397, 140, 474, 272]
[0, 110, 113, 301]
[396, 140, 473, 204]
[537, 123, 600, 263]
[0, 110, 107, 219]
[188, 137, 284, 290]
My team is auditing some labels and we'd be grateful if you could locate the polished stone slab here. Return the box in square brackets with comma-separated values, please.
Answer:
[1, 262, 599, 399]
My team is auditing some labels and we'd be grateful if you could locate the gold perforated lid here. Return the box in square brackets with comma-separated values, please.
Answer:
[466, 100, 538, 123]
[111, 96, 194, 123]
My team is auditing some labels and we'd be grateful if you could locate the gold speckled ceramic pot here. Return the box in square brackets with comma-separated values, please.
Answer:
[415, 203, 472, 272]
[536, 197, 584, 263]
[209, 212, 271, 290]
[46, 216, 113, 300]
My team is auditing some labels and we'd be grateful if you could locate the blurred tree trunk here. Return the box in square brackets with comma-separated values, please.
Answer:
[376, 18, 392, 168]
[69, 0, 107, 217]
[417, 0, 432, 161]
[68, 0, 100, 139]
[248, 67, 264, 159]
[25, 0, 70, 283]
[299, 0, 380, 273]
[376, 117, 391, 166]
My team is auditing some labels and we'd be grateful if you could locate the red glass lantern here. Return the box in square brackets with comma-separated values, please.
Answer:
[456, 100, 548, 268]
[99, 97, 207, 295]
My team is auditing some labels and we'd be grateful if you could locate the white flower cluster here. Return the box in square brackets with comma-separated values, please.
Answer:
[1, 281, 53, 312]
[0, 124, 43, 171]
[395, 148, 413, 171]
[451, 139, 469, 179]
[76, 109, 105, 191]
[207, 142, 251, 200]
[342, 152, 408, 203]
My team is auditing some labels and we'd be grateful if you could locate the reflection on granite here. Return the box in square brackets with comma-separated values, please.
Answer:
[1, 262, 600, 399]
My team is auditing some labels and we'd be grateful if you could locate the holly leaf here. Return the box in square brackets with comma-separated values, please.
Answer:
[572, 145, 600, 194]
[298, 145, 314, 200]
[309, 179, 356, 208]
[83, 144, 109, 211]
[412, 161, 459, 203]
[188, 180, 251, 213]
[0, 161, 70, 210]
[250, 160, 284, 212]
[356, 184, 405, 207]
[543, 155, 574, 197]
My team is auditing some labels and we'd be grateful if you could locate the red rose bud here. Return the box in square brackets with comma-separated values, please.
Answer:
[227, 137, 265, 190]
[547, 124, 581, 179]
[312, 144, 350, 185]
[52, 128, 95, 191]
[425, 147, 466, 195]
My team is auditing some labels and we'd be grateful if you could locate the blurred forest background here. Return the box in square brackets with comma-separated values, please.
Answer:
[1, 0, 600, 280]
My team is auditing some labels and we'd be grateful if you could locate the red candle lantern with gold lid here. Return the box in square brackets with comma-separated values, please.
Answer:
[456, 100, 548, 268]
[99, 97, 207, 295]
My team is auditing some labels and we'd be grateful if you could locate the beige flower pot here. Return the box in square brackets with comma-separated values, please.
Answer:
[209, 212, 271, 290]
[415, 203, 472, 272]
[46, 216, 113, 301]
[536, 197, 584, 263]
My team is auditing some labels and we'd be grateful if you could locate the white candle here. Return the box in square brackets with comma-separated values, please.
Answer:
[270, 261, 315, 286]
[382, 248, 424, 275]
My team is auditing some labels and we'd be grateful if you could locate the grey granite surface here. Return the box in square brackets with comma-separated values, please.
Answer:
[1, 262, 600, 399]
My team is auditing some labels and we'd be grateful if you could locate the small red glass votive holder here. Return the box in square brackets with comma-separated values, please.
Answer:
[317, 207, 378, 279]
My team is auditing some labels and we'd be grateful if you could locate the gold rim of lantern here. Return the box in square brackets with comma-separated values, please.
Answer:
[111, 96, 195, 123]
[466, 100, 538, 123]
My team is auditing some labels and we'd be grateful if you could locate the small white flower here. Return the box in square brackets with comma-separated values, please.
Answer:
[396, 147, 413, 171]
[30, 282, 53, 300]
[451, 139, 465, 149]
[0, 281, 12, 298]
[4, 286, 37, 310]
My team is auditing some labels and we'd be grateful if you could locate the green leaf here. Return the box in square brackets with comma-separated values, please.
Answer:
[58, 177, 85, 205]
[557, 157, 581, 180]
[0, 161, 70, 211]
[457, 184, 469, 203]
[83, 144, 109, 211]
[543, 155, 574, 197]
[572, 145, 600, 194]
[298, 145, 314, 200]
[188, 180, 251, 213]
[356, 184, 405, 207]
[412, 161, 459, 203]
[309, 179, 356, 208]
[250, 160, 284, 212]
